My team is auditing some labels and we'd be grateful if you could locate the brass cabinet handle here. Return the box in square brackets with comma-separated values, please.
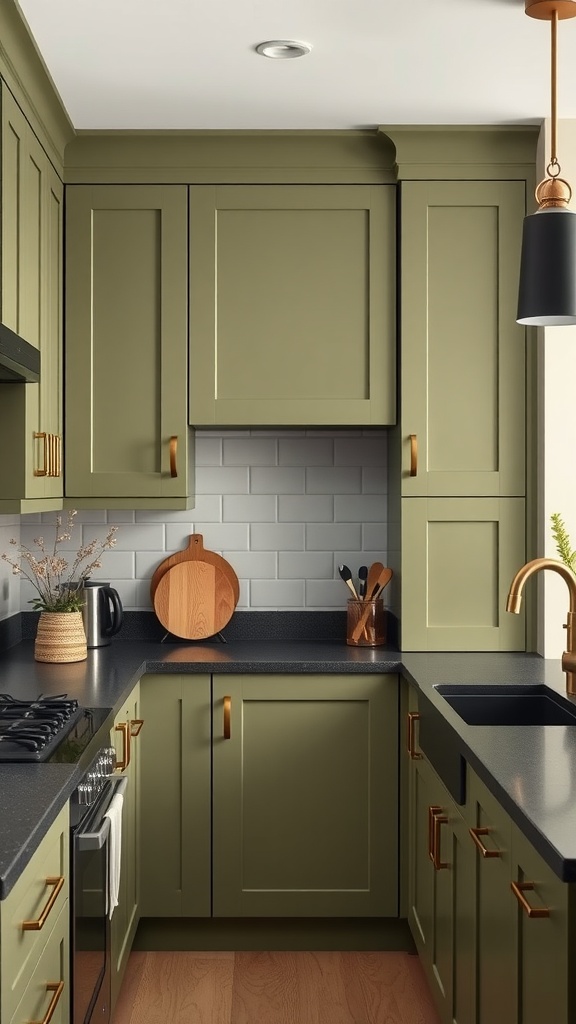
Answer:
[48, 434, 55, 477]
[30, 981, 65, 1024]
[432, 813, 449, 870]
[223, 696, 231, 739]
[130, 718, 144, 737]
[409, 434, 418, 477]
[115, 721, 131, 770]
[510, 880, 550, 918]
[33, 432, 48, 476]
[428, 805, 442, 861]
[470, 826, 502, 858]
[22, 876, 65, 930]
[407, 711, 423, 760]
[169, 435, 178, 478]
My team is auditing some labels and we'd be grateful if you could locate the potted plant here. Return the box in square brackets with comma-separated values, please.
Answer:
[1, 510, 118, 662]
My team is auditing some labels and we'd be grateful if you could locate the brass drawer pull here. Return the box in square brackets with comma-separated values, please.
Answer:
[428, 805, 442, 861]
[511, 880, 550, 918]
[30, 981, 65, 1024]
[169, 435, 178, 478]
[432, 813, 449, 871]
[223, 695, 231, 739]
[22, 876, 65, 930]
[407, 711, 423, 759]
[409, 434, 418, 477]
[470, 826, 502, 858]
[33, 432, 47, 476]
[130, 718, 144, 737]
[115, 721, 131, 770]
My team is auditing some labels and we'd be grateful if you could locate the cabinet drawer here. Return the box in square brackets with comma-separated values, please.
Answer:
[1, 803, 69, 1021]
[9, 899, 69, 1024]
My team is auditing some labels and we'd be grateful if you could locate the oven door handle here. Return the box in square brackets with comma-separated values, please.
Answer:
[77, 776, 127, 851]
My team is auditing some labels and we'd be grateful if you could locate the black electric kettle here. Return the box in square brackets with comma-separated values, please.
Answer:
[81, 580, 124, 648]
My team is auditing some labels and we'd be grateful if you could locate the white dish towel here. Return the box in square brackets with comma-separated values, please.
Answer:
[104, 792, 124, 919]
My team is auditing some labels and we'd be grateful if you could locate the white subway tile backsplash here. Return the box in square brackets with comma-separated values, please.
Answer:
[305, 580, 349, 607]
[305, 466, 361, 494]
[334, 436, 387, 467]
[335, 495, 386, 523]
[306, 524, 362, 551]
[279, 495, 333, 522]
[363, 524, 389, 550]
[361, 466, 388, 494]
[223, 437, 277, 466]
[195, 435, 222, 466]
[279, 551, 333, 579]
[250, 523, 304, 551]
[223, 551, 276, 579]
[13, 429, 389, 614]
[278, 437, 333, 466]
[193, 524, 249, 551]
[251, 579, 304, 607]
[196, 466, 249, 494]
[250, 467, 305, 494]
[223, 494, 276, 522]
[165, 523, 195, 552]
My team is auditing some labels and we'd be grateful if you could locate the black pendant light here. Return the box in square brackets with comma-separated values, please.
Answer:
[517, 0, 576, 326]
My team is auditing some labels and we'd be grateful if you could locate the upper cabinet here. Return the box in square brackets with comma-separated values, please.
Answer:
[65, 185, 195, 509]
[400, 179, 526, 498]
[0, 84, 64, 512]
[189, 184, 396, 427]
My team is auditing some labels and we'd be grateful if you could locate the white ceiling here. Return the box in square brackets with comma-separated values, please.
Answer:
[13, 0, 576, 131]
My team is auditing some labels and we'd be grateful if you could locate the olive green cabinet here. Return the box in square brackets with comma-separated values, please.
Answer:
[65, 185, 195, 509]
[109, 683, 143, 1011]
[0, 803, 69, 1024]
[406, 688, 575, 1024]
[400, 497, 526, 651]
[0, 83, 64, 513]
[466, 771, 575, 1024]
[212, 673, 398, 917]
[406, 697, 475, 1023]
[140, 673, 398, 919]
[139, 674, 211, 918]
[189, 185, 396, 426]
[395, 179, 527, 652]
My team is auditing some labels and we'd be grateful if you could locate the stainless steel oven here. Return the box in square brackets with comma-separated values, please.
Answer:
[71, 749, 126, 1024]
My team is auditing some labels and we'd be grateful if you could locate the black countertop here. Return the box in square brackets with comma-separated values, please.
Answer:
[1, 639, 575, 896]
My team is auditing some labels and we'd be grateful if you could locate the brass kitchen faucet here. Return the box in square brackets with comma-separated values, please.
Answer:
[507, 557, 576, 695]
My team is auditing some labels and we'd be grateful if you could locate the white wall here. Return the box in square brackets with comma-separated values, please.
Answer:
[15, 429, 390, 614]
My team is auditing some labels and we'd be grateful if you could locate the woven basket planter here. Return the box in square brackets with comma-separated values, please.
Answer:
[34, 611, 88, 663]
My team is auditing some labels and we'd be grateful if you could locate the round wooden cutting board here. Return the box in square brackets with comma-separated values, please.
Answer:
[153, 560, 236, 640]
[150, 534, 240, 605]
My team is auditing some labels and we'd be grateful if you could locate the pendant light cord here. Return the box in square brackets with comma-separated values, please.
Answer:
[549, 9, 560, 176]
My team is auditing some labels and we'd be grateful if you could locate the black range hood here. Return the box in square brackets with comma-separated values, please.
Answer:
[0, 323, 40, 382]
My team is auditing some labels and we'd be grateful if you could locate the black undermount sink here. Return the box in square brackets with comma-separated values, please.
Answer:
[434, 684, 576, 727]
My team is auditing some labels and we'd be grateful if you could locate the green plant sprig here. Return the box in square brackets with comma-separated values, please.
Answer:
[550, 512, 576, 572]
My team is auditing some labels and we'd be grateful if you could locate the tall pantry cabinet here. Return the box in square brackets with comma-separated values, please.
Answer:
[385, 128, 537, 652]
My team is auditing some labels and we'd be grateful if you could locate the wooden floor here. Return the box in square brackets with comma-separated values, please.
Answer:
[112, 951, 441, 1024]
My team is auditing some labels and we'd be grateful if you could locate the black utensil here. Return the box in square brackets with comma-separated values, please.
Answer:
[358, 565, 368, 599]
[338, 564, 359, 600]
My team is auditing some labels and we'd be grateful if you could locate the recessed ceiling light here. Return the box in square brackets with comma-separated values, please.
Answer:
[255, 40, 312, 59]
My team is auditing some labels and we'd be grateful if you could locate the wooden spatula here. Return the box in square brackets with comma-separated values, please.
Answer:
[351, 565, 393, 643]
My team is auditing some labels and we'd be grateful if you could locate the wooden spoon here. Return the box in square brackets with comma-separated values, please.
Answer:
[362, 562, 384, 601]
[351, 565, 393, 643]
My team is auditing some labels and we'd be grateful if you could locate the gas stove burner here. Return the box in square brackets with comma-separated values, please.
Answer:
[0, 693, 107, 763]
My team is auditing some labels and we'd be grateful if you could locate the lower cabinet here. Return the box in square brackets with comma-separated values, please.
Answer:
[406, 686, 575, 1024]
[109, 683, 142, 1011]
[0, 803, 69, 1024]
[140, 673, 399, 918]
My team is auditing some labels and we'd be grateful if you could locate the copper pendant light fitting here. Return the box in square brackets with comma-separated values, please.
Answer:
[525, 1, 576, 20]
